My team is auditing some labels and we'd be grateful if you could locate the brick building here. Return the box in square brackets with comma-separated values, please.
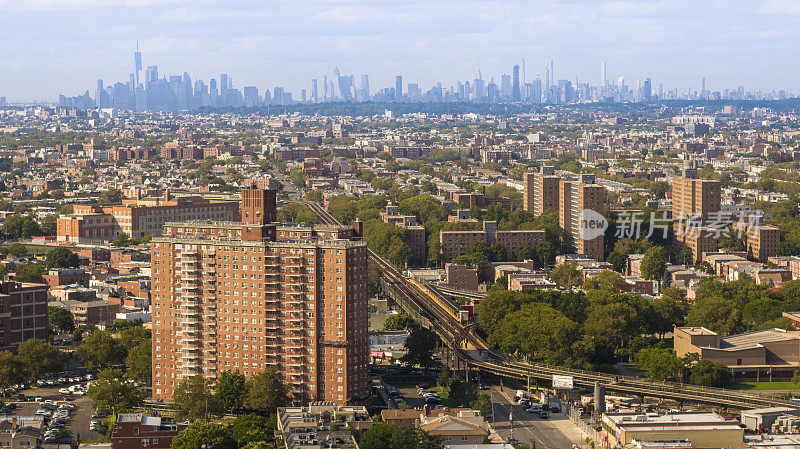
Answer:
[0, 282, 49, 351]
[746, 225, 780, 262]
[111, 413, 185, 449]
[57, 195, 239, 243]
[559, 174, 605, 260]
[151, 188, 369, 404]
[523, 166, 560, 216]
[439, 221, 545, 263]
[672, 166, 722, 262]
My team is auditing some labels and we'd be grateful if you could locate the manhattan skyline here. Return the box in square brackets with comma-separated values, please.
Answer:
[3, 0, 800, 103]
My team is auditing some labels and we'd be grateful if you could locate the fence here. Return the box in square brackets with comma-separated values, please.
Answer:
[566, 403, 603, 449]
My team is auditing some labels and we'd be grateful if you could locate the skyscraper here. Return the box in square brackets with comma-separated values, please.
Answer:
[549, 60, 554, 88]
[601, 61, 607, 90]
[512, 65, 521, 101]
[361, 75, 370, 102]
[134, 44, 142, 88]
[500, 74, 511, 99]
[311, 79, 318, 103]
[220, 74, 228, 106]
[395, 76, 403, 101]
[151, 187, 370, 404]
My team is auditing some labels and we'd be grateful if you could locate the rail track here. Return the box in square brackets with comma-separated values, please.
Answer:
[306, 201, 800, 410]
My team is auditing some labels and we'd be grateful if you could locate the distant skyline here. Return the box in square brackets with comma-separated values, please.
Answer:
[3, 0, 800, 102]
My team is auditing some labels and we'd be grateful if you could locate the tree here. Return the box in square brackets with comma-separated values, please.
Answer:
[17, 339, 65, 382]
[652, 288, 688, 337]
[401, 327, 438, 368]
[171, 422, 236, 449]
[215, 370, 246, 414]
[3, 214, 40, 239]
[232, 414, 274, 447]
[384, 314, 415, 331]
[327, 196, 358, 224]
[48, 306, 75, 333]
[87, 369, 141, 414]
[306, 189, 323, 203]
[98, 189, 123, 204]
[118, 325, 152, 351]
[0, 351, 24, 398]
[125, 339, 151, 384]
[173, 376, 222, 422]
[112, 232, 131, 247]
[74, 329, 126, 369]
[243, 367, 290, 414]
[583, 270, 626, 293]
[44, 247, 80, 269]
[14, 263, 45, 283]
[549, 261, 581, 290]
[289, 167, 306, 189]
[690, 360, 733, 387]
[470, 393, 492, 417]
[360, 423, 442, 449]
[635, 348, 683, 381]
[488, 302, 589, 368]
[640, 246, 667, 281]
[5, 243, 28, 258]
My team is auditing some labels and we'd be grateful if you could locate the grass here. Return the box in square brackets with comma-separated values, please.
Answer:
[731, 381, 800, 391]
[1, 243, 55, 256]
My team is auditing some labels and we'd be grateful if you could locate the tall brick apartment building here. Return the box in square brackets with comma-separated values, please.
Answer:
[672, 166, 721, 263]
[559, 174, 605, 260]
[151, 188, 369, 404]
[523, 166, 560, 216]
[0, 282, 49, 351]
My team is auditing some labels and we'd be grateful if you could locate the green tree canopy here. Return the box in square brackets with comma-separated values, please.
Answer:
[171, 422, 236, 449]
[384, 314, 416, 331]
[14, 263, 45, 283]
[125, 339, 151, 384]
[74, 329, 126, 369]
[359, 423, 442, 449]
[215, 370, 246, 414]
[0, 351, 25, 397]
[87, 369, 142, 414]
[173, 375, 222, 422]
[17, 338, 65, 382]
[690, 360, 733, 387]
[44, 247, 80, 269]
[48, 306, 75, 333]
[401, 327, 438, 368]
[243, 367, 290, 414]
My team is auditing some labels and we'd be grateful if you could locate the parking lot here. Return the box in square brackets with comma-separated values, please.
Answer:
[3, 383, 106, 447]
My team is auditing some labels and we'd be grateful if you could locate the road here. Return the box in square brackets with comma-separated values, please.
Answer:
[489, 387, 582, 449]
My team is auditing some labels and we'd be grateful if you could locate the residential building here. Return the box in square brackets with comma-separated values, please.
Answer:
[51, 299, 121, 326]
[111, 413, 185, 449]
[444, 264, 479, 291]
[0, 416, 45, 449]
[151, 188, 369, 404]
[523, 166, 560, 216]
[57, 194, 239, 243]
[0, 282, 49, 352]
[672, 167, 722, 262]
[746, 225, 781, 262]
[419, 412, 488, 446]
[439, 221, 545, 263]
[276, 403, 373, 449]
[559, 174, 605, 260]
[380, 205, 426, 266]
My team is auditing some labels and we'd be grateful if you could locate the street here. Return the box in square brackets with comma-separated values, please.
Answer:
[489, 387, 583, 449]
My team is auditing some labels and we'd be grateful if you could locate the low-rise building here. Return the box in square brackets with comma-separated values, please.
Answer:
[0, 281, 49, 351]
[600, 411, 743, 449]
[111, 413, 185, 449]
[445, 264, 479, 291]
[674, 327, 800, 381]
[276, 403, 373, 449]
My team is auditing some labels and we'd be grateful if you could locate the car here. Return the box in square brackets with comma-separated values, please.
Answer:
[34, 397, 42, 402]
[35, 409, 50, 416]
[91, 412, 108, 419]
[44, 435, 58, 443]
[542, 403, 550, 411]
[550, 405, 560, 413]
[59, 388, 70, 394]
[525, 405, 541, 413]
[48, 422, 65, 429]
[539, 411, 549, 419]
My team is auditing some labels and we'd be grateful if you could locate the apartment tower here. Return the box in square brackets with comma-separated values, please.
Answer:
[151, 187, 369, 404]
[672, 165, 721, 262]
[559, 174, 605, 260]
[523, 166, 560, 216]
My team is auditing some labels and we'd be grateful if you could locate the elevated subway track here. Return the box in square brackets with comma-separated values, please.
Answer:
[304, 201, 800, 411]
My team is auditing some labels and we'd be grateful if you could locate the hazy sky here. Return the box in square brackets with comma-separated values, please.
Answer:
[2, 0, 798, 102]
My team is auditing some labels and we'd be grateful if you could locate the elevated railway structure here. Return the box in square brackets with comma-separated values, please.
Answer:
[306, 201, 800, 410]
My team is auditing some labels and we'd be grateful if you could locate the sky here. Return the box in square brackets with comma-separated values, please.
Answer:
[1, 0, 799, 102]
